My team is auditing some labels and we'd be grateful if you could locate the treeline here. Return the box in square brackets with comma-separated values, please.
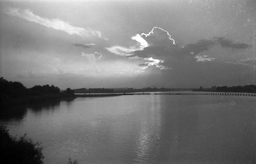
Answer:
[74, 87, 186, 93]
[214, 85, 256, 93]
[0, 77, 75, 108]
[193, 85, 256, 93]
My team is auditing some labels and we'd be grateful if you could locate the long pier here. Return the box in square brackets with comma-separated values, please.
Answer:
[154, 92, 256, 97]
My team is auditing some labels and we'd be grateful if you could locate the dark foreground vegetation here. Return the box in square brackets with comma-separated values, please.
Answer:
[0, 125, 79, 164]
[0, 126, 44, 164]
[0, 77, 75, 109]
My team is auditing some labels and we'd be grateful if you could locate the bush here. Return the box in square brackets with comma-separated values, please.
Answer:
[0, 126, 44, 164]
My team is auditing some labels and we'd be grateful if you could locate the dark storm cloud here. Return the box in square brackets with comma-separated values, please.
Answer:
[130, 28, 252, 70]
[179, 39, 216, 56]
[72, 43, 95, 49]
[180, 37, 251, 58]
[132, 38, 218, 69]
[131, 33, 251, 70]
[131, 27, 217, 59]
[215, 37, 252, 49]
[107, 27, 251, 70]
[134, 37, 251, 59]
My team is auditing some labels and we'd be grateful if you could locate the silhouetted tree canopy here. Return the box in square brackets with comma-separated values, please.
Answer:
[215, 85, 256, 93]
[64, 88, 74, 95]
[0, 77, 27, 98]
[30, 85, 60, 95]
[0, 77, 75, 108]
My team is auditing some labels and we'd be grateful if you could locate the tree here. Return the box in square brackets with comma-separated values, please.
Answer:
[65, 88, 74, 95]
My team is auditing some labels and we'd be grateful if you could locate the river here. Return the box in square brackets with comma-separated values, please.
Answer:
[1, 94, 256, 164]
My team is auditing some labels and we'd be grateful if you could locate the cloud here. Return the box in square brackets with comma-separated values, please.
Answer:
[106, 27, 177, 69]
[172, 37, 251, 59]
[5, 8, 102, 38]
[105, 31, 152, 57]
[106, 26, 251, 70]
[106, 46, 138, 56]
[132, 35, 251, 69]
[239, 58, 256, 66]
[140, 26, 176, 46]
[216, 37, 252, 49]
[81, 51, 102, 63]
[131, 34, 149, 49]
[131, 37, 217, 69]
[73, 43, 95, 49]
[180, 39, 216, 57]
[106, 26, 176, 57]
[195, 55, 215, 62]
[139, 57, 169, 70]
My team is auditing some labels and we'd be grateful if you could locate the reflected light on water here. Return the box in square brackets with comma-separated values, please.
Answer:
[135, 95, 162, 163]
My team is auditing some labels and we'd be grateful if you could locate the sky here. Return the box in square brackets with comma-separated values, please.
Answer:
[0, 0, 256, 89]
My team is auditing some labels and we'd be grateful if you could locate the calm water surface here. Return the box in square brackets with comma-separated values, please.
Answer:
[1, 95, 256, 164]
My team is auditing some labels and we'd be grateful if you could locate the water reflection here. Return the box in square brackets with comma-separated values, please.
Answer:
[148, 97, 200, 164]
[0, 106, 28, 123]
[0, 98, 76, 123]
[28, 101, 61, 115]
[135, 95, 162, 163]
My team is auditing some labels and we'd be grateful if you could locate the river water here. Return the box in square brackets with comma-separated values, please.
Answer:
[1, 94, 256, 164]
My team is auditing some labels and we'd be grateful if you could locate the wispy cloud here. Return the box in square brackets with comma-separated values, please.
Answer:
[106, 46, 138, 56]
[106, 33, 150, 56]
[81, 52, 102, 63]
[73, 43, 95, 49]
[239, 58, 256, 66]
[195, 55, 215, 62]
[5, 8, 102, 38]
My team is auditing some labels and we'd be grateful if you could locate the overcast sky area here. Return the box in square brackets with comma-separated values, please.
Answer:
[0, 0, 256, 89]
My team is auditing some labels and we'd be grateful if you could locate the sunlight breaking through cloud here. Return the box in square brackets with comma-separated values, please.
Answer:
[131, 34, 149, 49]
[106, 46, 138, 56]
[141, 26, 176, 45]
[141, 57, 169, 70]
